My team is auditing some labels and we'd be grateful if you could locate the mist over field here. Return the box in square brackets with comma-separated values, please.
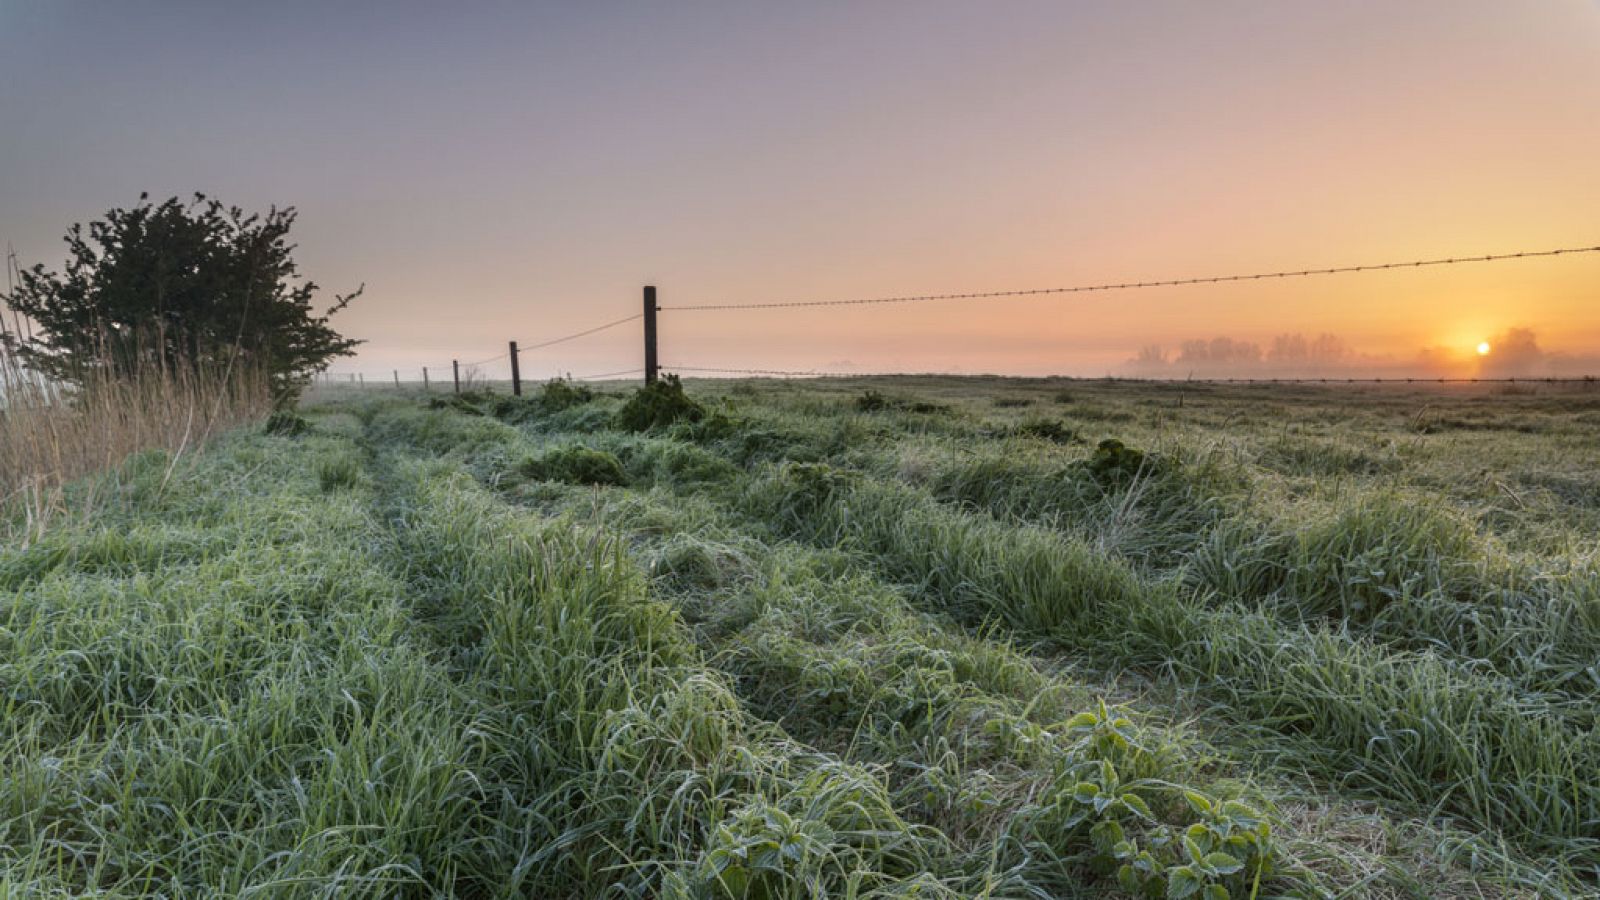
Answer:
[1122, 326, 1600, 379]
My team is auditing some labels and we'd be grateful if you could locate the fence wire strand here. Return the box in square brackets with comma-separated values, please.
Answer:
[516, 314, 642, 353]
[666, 244, 1600, 311]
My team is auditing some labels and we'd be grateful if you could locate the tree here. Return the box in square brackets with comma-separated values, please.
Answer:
[2, 193, 362, 400]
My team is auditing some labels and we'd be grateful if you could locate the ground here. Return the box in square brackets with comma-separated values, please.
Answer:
[4, 376, 1599, 898]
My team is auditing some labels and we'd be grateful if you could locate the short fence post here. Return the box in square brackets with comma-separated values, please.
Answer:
[453, 360, 461, 394]
[393, 369, 400, 389]
[423, 367, 430, 391]
[358, 373, 365, 389]
[643, 285, 658, 385]
[509, 341, 522, 396]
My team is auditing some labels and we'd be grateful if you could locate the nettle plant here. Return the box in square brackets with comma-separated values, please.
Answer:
[699, 802, 839, 898]
[1027, 701, 1278, 899]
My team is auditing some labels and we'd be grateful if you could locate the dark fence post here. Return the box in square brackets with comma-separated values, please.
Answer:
[509, 341, 522, 396]
[453, 360, 461, 394]
[358, 373, 365, 389]
[643, 285, 658, 385]
[423, 367, 430, 391]
[393, 369, 400, 389]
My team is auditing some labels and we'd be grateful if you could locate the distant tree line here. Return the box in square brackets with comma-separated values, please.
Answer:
[1131, 332, 1351, 370]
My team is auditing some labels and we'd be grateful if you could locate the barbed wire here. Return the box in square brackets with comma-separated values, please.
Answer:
[516, 313, 642, 353]
[574, 367, 645, 380]
[665, 244, 1600, 312]
[461, 351, 508, 367]
[667, 365, 855, 378]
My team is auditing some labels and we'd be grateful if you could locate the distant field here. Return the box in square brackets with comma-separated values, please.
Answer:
[5, 376, 1600, 897]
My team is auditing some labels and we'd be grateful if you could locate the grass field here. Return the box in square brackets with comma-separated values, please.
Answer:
[5, 375, 1600, 897]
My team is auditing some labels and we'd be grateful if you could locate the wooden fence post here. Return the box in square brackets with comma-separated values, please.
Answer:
[643, 285, 658, 385]
[509, 341, 522, 396]
[453, 360, 461, 394]
[358, 373, 365, 389]
[423, 367, 430, 391]
[393, 370, 400, 389]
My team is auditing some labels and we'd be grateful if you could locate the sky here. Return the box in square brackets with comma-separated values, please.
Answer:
[2, 0, 1598, 379]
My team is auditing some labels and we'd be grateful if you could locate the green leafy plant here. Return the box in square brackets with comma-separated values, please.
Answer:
[538, 377, 594, 412]
[517, 445, 627, 486]
[1010, 416, 1082, 444]
[616, 374, 706, 431]
[699, 802, 840, 899]
[1083, 438, 1166, 483]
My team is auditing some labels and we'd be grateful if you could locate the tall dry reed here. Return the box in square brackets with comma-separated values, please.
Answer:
[0, 340, 273, 541]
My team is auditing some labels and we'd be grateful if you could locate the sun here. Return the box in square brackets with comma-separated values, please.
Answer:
[1476, 341, 1492, 356]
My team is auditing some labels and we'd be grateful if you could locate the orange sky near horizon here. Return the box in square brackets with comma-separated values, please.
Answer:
[2, 1, 1597, 378]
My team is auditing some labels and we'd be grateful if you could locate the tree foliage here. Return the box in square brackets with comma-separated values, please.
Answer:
[3, 193, 362, 399]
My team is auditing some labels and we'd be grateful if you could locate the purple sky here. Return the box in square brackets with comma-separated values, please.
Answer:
[4, 1, 1598, 378]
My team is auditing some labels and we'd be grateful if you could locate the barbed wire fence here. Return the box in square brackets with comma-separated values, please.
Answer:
[317, 243, 1600, 393]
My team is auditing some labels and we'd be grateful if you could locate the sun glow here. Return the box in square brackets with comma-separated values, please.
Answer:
[1476, 341, 1492, 356]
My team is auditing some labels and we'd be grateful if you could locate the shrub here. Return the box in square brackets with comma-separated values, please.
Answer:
[857, 389, 892, 412]
[264, 410, 310, 437]
[538, 378, 594, 412]
[1082, 438, 1165, 483]
[1010, 416, 1082, 444]
[856, 390, 949, 415]
[518, 446, 627, 486]
[615, 375, 705, 431]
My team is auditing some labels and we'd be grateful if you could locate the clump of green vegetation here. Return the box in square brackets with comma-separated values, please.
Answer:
[518, 445, 628, 486]
[993, 396, 1032, 408]
[263, 409, 310, 436]
[428, 389, 496, 416]
[538, 377, 594, 412]
[316, 452, 362, 492]
[478, 393, 541, 422]
[856, 389, 949, 415]
[615, 374, 706, 431]
[1010, 415, 1082, 444]
[1082, 438, 1165, 482]
[856, 388, 893, 412]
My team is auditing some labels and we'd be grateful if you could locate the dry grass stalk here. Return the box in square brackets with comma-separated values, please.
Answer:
[0, 339, 272, 543]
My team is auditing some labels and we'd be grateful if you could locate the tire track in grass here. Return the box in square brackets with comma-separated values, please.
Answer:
[533, 474, 1579, 898]
[464, 406, 1563, 897]
[562, 394, 1600, 881]
[360, 408, 971, 898]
